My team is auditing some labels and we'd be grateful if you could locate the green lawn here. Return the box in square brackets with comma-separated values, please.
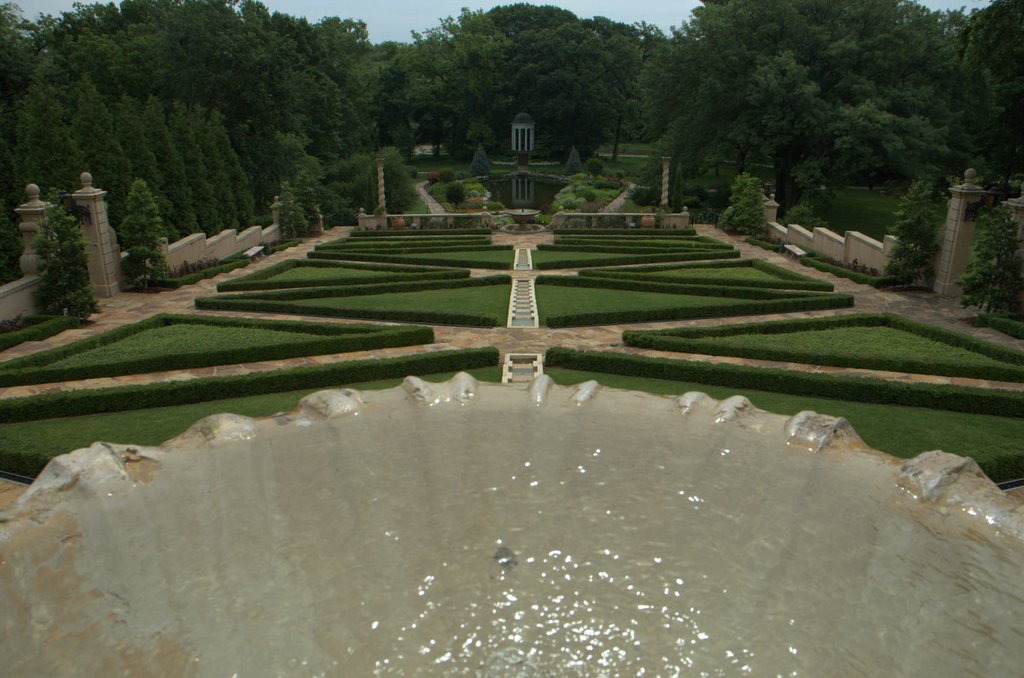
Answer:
[821, 188, 899, 240]
[636, 267, 789, 284]
[0, 368, 502, 476]
[380, 250, 514, 266]
[544, 368, 1024, 482]
[408, 193, 431, 214]
[40, 324, 327, 370]
[265, 265, 429, 285]
[531, 250, 733, 268]
[536, 285, 752, 324]
[289, 284, 510, 321]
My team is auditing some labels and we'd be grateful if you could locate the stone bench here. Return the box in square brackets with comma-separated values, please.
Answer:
[243, 245, 266, 262]
[783, 244, 807, 258]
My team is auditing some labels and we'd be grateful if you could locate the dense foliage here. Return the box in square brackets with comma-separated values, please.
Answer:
[34, 202, 97, 319]
[119, 179, 167, 288]
[886, 179, 942, 285]
[959, 206, 1024, 313]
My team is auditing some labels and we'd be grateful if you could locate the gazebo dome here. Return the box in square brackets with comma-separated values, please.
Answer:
[512, 112, 534, 125]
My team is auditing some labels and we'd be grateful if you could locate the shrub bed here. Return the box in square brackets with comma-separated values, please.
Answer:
[217, 260, 468, 292]
[0, 315, 80, 353]
[350, 228, 491, 237]
[578, 259, 834, 292]
[623, 313, 1024, 382]
[0, 347, 500, 425]
[309, 250, 512, 269]
[0, 315, 434, 386]
[153, 257, 249, 288]
[977, 314, 1024, 340]
[544, 348, 1024, 417]
[532, 249, 740, 269]
[551, 228, 697, 236]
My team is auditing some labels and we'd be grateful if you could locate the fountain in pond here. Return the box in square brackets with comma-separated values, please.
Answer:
[2, 375, 1023, 675]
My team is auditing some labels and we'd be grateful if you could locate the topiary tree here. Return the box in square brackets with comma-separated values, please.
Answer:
[470, 144, 491, 176]
[585, 157, 604, 177]
[35, 200, 97, 319]
[959, 205, 1023, 313]
[720, 172, 766, 235]
[563, 146, 583, 175]
[119, 178, 168, 289]
[886, 179, 942, 286]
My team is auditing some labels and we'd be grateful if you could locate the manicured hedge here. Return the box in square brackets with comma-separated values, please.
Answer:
[315, 244, 508, 255]
[350, 228, 492, 236]
[0, 347, 500, 424]
[543, 348, 1024, 417]
[205, 275, 511, 302]
[533, 249, 740, 269]
[0, 315, 434, 386]
[268, 238, 301, 253]
[537, 243, 734, 255]
[578, 259, 834, 292]
[318, 237, 491, 249]
[623, 313, 1024, 382]
[745, 236, 781, 251]
[551, 228, 697, 236]
[800, 255, 899, 288]
[309, 250, 512, 269]
[977, 314, 1024, 340]
[536, 277, 853, 327]
[217, 259, 469, 291]
[0, 315, 80, 353]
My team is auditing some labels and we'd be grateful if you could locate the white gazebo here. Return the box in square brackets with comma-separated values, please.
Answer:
[511, 112, 535, 174]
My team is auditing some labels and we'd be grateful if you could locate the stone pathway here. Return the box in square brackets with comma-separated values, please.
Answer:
[601, 182, 635, 213]
[415, 181, 446, 214]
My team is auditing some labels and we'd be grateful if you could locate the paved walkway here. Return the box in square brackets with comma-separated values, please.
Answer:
[415, 181, 446, 214]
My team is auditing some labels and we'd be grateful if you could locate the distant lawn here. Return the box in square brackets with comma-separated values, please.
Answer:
[381, 250, 514, 266]
[288, 284, 510, 325]
[821, 188, 899, 240]
[536, 285, 753, 325]
[637, 267, 788, 284]
[265, 265, 427, 285]
[544, 367, 1024, 482]
[531, 249, 737, 268]
[0, 368, 502, 477]
[408, 193, 431, 214]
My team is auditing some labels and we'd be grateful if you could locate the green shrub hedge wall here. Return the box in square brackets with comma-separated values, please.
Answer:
[0, 347, 500, 424]
[153, 258, 249, 288]
[543, 348, 1024, 417]
[623, 313, 1024, 382]
[578, 259, 834, 292]
[532, 250, 740, 269]
[551, 228, 697, 236]
[977, 314, 1024, 340]
[0, 315, 435, 386]
[0, 315, 80, 353]
[309, 250, 512, 269]
[350, 228, 492, 237]
[217, 260, 469, 291]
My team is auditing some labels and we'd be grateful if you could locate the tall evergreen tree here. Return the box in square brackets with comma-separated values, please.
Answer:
[14, 79, 83, 195]
[886, 180, 942, 285]
[141, 96, 191, 237]
[35, 201, 96, 319]
[119, 178, 167, 289]
[72, 76, 131, 230]
[470, 143, 491, 176]
[207, 110, 254, 227]
[959, 205, 1024, 313]
[114, 95, 164, 227]
[194, 112, 237, 231]
[168, 103, 208, 235]
[563, 146, 583, 175]
[0, 209, 21, 285]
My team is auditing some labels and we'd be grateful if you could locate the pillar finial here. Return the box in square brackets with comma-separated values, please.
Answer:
[80, 172, 93, 189]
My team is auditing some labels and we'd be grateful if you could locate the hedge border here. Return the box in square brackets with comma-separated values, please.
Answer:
[315, 244, 509, 255]
[551, 228, 697, 236]
[205, 275, 511, 302]
[535, 276, 853, 327]
[623, 313, 1024, 382]
[217, 259, 469, 292]
[532, 249, 741, 270]
[308, 250, 512, 269]
[543, 348, 1024, 418]
[318, 237, 491, 249]
[0, 315, 80, 353]
[153, 258, 250, 288]
[800, 255, 899, 288]
[0, 347, 500, 425]
[538, 243, 734, 255]
[0, 315, 434, 386]
[977, 314, 1024, 340]
[350, 228, 491, 237]
[578, 259, 834, 292]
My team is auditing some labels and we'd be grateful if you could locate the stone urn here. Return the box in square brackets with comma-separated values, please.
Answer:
[640, 214, 656, 229]
[390, 216, 406, 230]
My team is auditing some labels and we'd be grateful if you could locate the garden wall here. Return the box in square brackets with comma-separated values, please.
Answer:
[766, 220, 896, 271]
[0, 276, 41, 321]
[161, 224, 283, 270]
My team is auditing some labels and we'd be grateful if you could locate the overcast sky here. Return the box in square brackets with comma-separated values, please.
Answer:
[16, 0, 992, 43]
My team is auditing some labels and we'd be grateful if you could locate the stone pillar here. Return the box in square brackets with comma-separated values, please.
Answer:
[660, 156, 670, 209]
[376, 157, 386, 214]
[763, 193, 779, 224]
[933, 169, 987, 296]
[270, 195, 282, 228]
[1006, 181, 1024, 246]
[13, 183, 46, 276]
[72, 172, 122, 297]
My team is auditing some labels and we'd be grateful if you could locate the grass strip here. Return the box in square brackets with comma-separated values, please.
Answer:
[217, 259, 468, 292]
[542, 367, 1024, 483]
[532, 249, 740, 269]
[0, 315, 80, 353]
[0, 366, 503, 477]
[0, 347, 500, 425]
[0, 315, 433, 386]
[579, 259, 834, 292]
[551, 228, 697, 236]
[349, 228, 491, 237]
[309, 250, 512, 269]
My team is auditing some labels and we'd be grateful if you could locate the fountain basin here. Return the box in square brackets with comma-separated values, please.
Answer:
[2, 376, 1022, 675]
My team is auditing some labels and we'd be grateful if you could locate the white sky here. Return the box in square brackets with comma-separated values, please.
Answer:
[16, 0, 993, 43]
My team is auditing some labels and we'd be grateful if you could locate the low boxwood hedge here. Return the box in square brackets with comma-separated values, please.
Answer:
[217, 259, 469, 292]
[309, 251, 512, 269]
[551, 228, 697, 236]
[269, 238, 301, 253]
[578, 259, 834, 292]
[543, 348, 1024, 417]
[0, 315, 81, 353]
[745, 236, 780, 251]
[977, 314, 1024, 340]
[205, 275, 511, 302]
[153, 257, 250, 288]
[537, 243, 734, 255]
[315, 244, 508, 255]
[317, 237, 491, 249]
[623, 313, 1024, 382]
[0, 347, 500, 424]
[800, 255, 899, 288]
[0, 315, 434, 386]
[350, 228, 491, 237]
[533, 249, 740, 269]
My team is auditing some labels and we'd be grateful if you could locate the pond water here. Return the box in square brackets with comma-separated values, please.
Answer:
[487, 175, 566, 210]
[3, 378, 1023, 675]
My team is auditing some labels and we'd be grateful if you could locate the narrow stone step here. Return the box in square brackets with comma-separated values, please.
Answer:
[506, 278, 539, 328]
[501, 353, 545, 384]
[513, 248, 533, 271]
